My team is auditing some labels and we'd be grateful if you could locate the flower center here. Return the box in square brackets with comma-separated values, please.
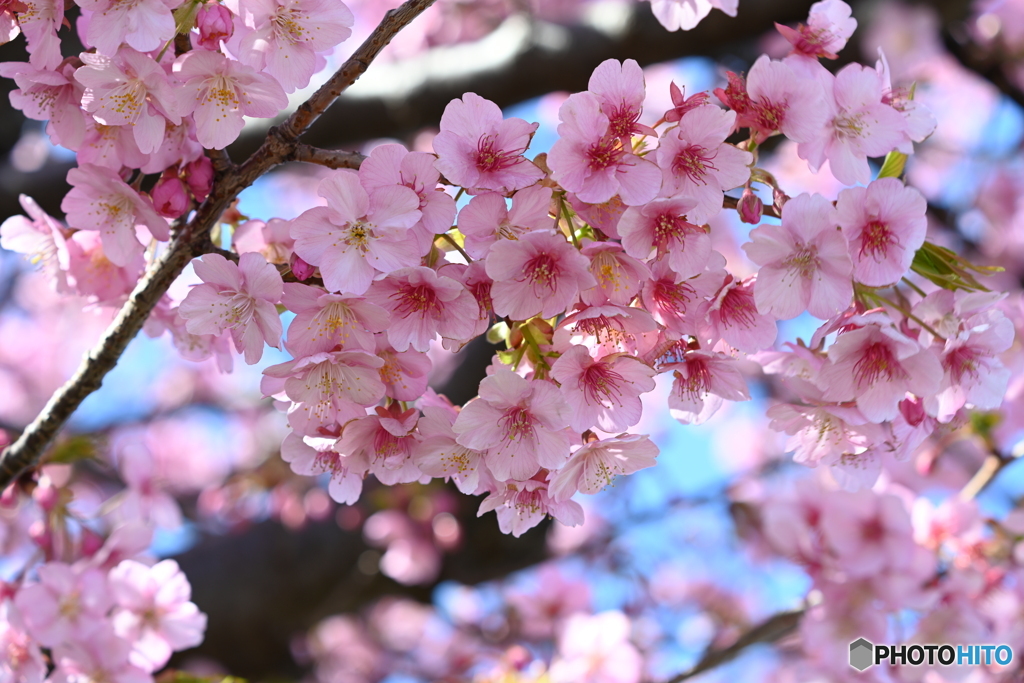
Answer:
[580, 362, 627, 406]
[853, 341, 908, 388]
[499, 406, 535, 442]
[390, 283, 441, 318]
[672, 144, 718, 185]
[859, 220, 901, 262]
[586, 136, 622, 171]
[475, 134, 523, 173]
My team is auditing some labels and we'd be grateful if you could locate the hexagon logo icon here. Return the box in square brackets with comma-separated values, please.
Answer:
[849, 638, 874, 671]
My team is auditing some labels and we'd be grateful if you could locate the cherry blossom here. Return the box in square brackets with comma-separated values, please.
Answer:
[478, 477, 583, 537]
[178, 252, 284, 365]
[1, 61, 87, 150]
[108, 559, 207, 672]
[549, 434, 659, 502]
[587, 58, 653, 142]
[290, 170, 422, 295]
[618, 197, 710, 279]
[360, 143, 456, 236]
[432, 92, 544, 194]
[0, 193, 68, 292]
[550, 345, 656, 433]
[75, 48, 181, 155]
[655, 105, 753, 223]
[714, 55, 827, 144]
[548, 91, 662, 206]
[457, 184, 554, 259]
[700, 274, 778, 352]
[60, 164, 169, 267]
[16, 0, 63, 69]
[231, 0, 354, 92]
[281, 432, 365, 505]
[453, 367, 572, 481]
[486, 230, 596, 321]
[817, 317, 944, 422]
[281, 284, 389, 356]
[743, 192, 853, 320]
[777, 0, 857, 60]
[664, 348, 751, 424]
[174, 49, 288, 150]
[0, 602, 46, 683]
[549, 610, 642, 683]
[337, 406, 422, 486]
[14, 563, 111, 647]
[580, 240, 651, 306]
[648, 0, 738, 32]
[78, 0, 180, 56]
[835, 177, 927, 287]
[365, 266, 478, 352]
[414, 405, 486, 495]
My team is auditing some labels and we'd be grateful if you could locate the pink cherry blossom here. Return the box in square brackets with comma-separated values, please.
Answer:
[549, 434, 659, 502]
[359, 143, 456, 236]
[587, 58, 654, 142]
[558, 304, 659, 359]
[78, 0, 180, 56]
[16, 0, 63, 69]
[290, 170, 422, 295]
[796, 62, 908, 185]
[836, 178, 927, 287]
[618, 197, 710, 279]
[457, 185, 554, 259]
[777, 0, 857, 60]
[49, 625, 150, 683]
[478, 477, 583, 537]
[655, 105, 753, 223]
[178, 252, 284, 365]
[261, 349, 385, 436]
[75, 48, 181, 155]
[0, 193, 68, 293]
[664, 82, 710, 123]
[116, 444, 183, 529]
[743, 192, 853, 320]
[433, 92, 544, 194]
[60, 164, 169, 267]
[580, 240, 650, 306]
[568, 193, 627, 239]
[548, 91, 662, 206]
[0, 602, 46, 683]
[649, 0, 737, 32]
[486, 230, 596, 321]
[714, 55, 827, 144]
[767, 402, 884, 468]
[0, 61, 87, 150]
[231, 0, 354, 92]
[281, 283, 389, 356]
[414, 405, 485, 495]
[281, 432, 364, 504]
[663, 347, 750, 424]
[700, 274, 778, 352]
[453, 367, 571, 481]
[640, 257, 723, 336]
[233, 218, 295, 264]
[195, 3, 233, 50]
[65, 230, 145, 304]
[817, 318, 944, 422]
[14, 562, 111, 647]
[819, 491, 916, 577]
[174, 49, 288, 150]
[108, 559, 207, 672]
[365, 266, 478, 352]
[375, 336, 431, 401]
[550, 345, 656, 433]
[337, 407, 422, 486]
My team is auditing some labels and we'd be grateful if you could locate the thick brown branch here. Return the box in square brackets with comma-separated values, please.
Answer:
[292, 144, 366, 169]
[0, 0, 438, 490]
[659, 608, 803, 683]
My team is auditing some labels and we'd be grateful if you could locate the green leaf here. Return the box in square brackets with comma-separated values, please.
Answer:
[877, 150, 907, 179]
[910, 241, 1002, 292]
[44, 435, 97, 465]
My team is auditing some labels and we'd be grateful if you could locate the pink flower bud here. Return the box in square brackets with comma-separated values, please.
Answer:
[290, 253, 315, 281]
[196, 3, 234, 50]
[184, 156, 214, 203]
[32, 479, 59, 511]
[151, 172, 189, 218]
[738, 188, 763, 224]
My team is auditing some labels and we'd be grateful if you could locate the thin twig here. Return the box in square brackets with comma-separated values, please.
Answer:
[659, 609, 803, 683]
[959, 452, 1014, 502]
[0, 0, 438, 490]
[440, 233, 472, 262]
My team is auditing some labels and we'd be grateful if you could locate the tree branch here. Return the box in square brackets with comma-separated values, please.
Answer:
[0, 0, 438, 490]
[659, 608, 803, 683]
[291, 144, 366, 169]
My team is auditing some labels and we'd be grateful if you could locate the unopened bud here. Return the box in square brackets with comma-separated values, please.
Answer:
[196, 3, 233, 50]
[184, 156, 214, 202]
[290, 253, 315, 281]
[151, 171, 189, 218]
[738, 188, 763, 224]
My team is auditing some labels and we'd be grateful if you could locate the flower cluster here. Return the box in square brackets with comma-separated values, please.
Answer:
[3, 0, 1014, 537]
